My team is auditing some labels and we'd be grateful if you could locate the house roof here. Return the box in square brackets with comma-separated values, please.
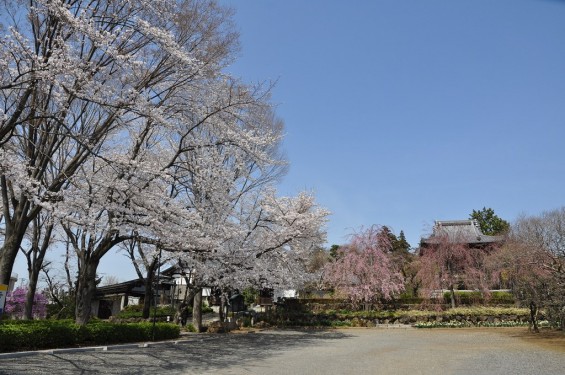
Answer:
[95, 279, 146, 297]
[421, 220, 504, 246]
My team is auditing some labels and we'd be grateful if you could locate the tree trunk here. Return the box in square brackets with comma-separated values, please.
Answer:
[219, 294, 225, 323]
[193, 288, 203, 333]
[529, 301, 539, 333]
[23, 270, 39, 320]
[75, 259, 100, 325]
[0, 223, 28, 285]
[0, 180, 33, 285]
[449, 285, 456, 309]
[142, 274, 154, 319]
[175, 288, 195, 324]
[24, 222, 53, 320]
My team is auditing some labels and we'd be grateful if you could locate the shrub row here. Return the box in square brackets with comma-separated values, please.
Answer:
[259, 307, 532, 328]
[0, 320, 180, 352]
[115, 304, 214, 319]
[116, 305, 177, 319]
[443, 291, 514, 305]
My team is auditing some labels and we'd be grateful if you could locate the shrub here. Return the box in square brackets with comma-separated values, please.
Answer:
[185, 323, 197, 333]
[116, 304, 176, 319]
[489, 291, 514, 304]
[443, 291, 483, 305]
[0, 320, 180, 352]
[441, 291, 515, 306]
[414, 320, 530, 328]
[5, 287, 48, 319]
[116, 304, 212, 319]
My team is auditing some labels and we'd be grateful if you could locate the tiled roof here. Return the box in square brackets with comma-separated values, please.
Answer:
[421, 220, 504, 245]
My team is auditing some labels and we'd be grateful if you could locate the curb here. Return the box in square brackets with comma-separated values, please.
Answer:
[0, 335, 217, 359]
[374, 324, 414, 329]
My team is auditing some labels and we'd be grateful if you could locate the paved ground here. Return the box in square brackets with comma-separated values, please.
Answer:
[1, 328, 564, 375]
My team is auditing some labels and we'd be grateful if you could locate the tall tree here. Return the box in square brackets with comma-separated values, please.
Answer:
[323, 225, 404, 309]
[416, 232, 493, 308]
[505, 208, 565, 329]
[122, 239, 166, 320]
[470, 207, 510, 236]
[394, 231, 411, 253]
[1, 1, 329, 326]
[329, 244, 341, 259]
[21, 209, 54, 320]
[484, 240, 551, 332]
[0, 0, 238, 285]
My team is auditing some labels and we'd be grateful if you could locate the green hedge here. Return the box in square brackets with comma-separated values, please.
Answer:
[116, 305, 177, 319]
[0, 320, 180, 353]
[116, 304, 213, 319]
[260, 306, 531, 328]
[0, 320, 80, 352]
[443, 291, 514, 305]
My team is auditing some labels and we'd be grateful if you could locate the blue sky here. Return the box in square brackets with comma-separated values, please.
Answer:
[11, 0, 565, 283]
[219, 0, 565, 249]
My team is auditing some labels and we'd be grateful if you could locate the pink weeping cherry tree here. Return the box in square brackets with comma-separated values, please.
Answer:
[324, 225, 405, 310]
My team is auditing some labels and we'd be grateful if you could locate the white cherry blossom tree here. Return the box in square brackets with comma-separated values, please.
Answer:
[0, 0, 236, 285]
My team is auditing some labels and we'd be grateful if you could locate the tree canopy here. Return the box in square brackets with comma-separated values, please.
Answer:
[0, 0, 328, 325]
[469, 207, 510, 236]
[323, 226, 405, 307]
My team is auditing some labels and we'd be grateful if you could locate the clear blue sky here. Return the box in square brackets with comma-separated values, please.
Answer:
[12, 0, 565, 283]
[219, 0, 565, 249]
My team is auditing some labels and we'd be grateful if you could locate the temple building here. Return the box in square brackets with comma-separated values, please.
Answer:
[420, 219, 505, 250]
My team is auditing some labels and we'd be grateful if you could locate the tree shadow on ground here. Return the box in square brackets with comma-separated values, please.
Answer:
[500, 327, 565, 353]
[0, 329, 353, 375]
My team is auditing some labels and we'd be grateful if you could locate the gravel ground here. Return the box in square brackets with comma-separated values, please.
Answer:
[0, 328, 563, 375]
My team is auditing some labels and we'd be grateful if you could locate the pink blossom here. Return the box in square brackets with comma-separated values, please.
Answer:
[5, 287, 48, 319]
[324, 225, 405, 306]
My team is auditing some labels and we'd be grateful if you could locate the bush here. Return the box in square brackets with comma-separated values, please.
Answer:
[441, 291, 515, 306]
[258, 305, 532, 328]
[490, 291, 514, 304]
[5, 287, 48, 319]
[116, 304, 212, 319]
[0, 320, 180, 352]
[185, 323, 197, 332]
[443, 291, 483, 305]
[116, 304, 176, 319]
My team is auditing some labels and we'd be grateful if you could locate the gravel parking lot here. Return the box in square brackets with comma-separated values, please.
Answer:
[0, 328, 563, 375]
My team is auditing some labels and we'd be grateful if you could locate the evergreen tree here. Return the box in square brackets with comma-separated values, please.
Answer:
[329, 245, 341, 259]
[470, 207, 510, 236]
[394, 231, 411, 253]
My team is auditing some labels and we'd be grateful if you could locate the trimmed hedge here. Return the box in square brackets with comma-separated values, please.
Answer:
[116, 304, 214, 319]
[0, 320, 180, 352]
[443, 291, 515, 305]
[260, 306, 531, 328]
[116, 305, 176, 319]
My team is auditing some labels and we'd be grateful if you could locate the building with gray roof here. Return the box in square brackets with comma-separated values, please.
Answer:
[421, 219, 505, 249]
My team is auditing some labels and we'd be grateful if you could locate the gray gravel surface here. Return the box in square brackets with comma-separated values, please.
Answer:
[0, 328, 563, 375]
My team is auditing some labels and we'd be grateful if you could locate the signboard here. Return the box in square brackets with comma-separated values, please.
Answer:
[0, 284, 7, 317]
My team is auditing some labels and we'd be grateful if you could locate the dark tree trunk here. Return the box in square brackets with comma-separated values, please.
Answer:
[75, 259, 100, 325]
[529, 301, 539, 333]
[0, 218, 29, 285]
[142, 258, 158, 320]
[23, 221, 53, 320]
[0, 177, 34, 285]
[142, 274, 154, 319]
[219, 294, 225, 323]
[449, 285, 456, 309]
[193, 288, 203, 332]
[24, 271, 39, 320]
